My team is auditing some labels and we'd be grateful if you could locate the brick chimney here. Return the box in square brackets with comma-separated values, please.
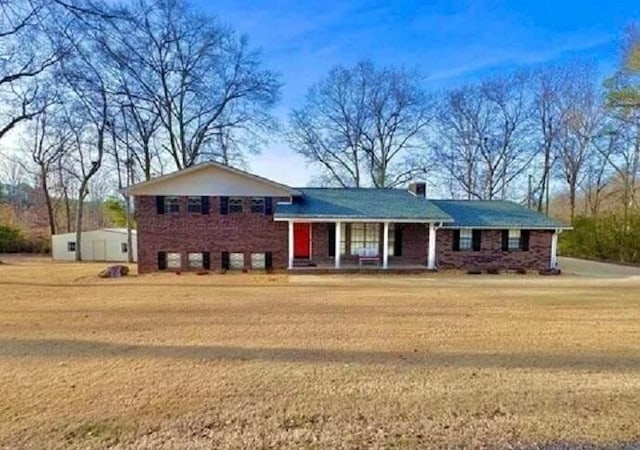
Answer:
[408, 182, 427, 197]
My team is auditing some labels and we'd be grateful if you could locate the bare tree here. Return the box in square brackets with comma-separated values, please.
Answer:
[290, 61, 433, 187]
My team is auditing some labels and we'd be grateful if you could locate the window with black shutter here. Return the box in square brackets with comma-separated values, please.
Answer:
[264, 197, 273, 215]
[201, 196, 210, 214]
[521, 230, 530, 251]
[156, 196, 165, 214]
[452, 230, 461, 251]
[229, 197, 243, 213]
[328, 223, 336, 257]
[203, 252, 211, 270]
[250, 197, 265, 213]
[220, 196, 229, 215]
[187, 196, 202, 213]
[157, 251, 167, 270]
[393, 226, 403, 257]
[472, 230, 482, 251]
[221, 252, 230, 270]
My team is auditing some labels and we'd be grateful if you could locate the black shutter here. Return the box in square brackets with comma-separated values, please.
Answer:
[221, 252, 230, 270]
[265, 197, 273, 215]
[521, 230, 530, 251]
[157, 251, 167, 270]
[393, 226, 403, 256]
[472, 229, 482, 251]
[265, 251, 273, 269]
[202, 252, 210, 270]
[156, 196, 165, 214]
[220, 196, 229, 215]
[328, 223, 336, 257]
[201, 196, 210, 215]
[501, 230, 509, 251]
[452, 230, 461, 251]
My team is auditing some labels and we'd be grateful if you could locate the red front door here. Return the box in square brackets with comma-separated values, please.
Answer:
[293, 223, 311, 259]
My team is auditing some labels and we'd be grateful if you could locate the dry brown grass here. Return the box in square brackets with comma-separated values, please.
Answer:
[1, 256, 639, 449]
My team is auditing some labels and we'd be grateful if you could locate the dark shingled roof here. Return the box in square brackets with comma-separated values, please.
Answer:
[431, 200, 569, 229]
[275, 188, 453, 221]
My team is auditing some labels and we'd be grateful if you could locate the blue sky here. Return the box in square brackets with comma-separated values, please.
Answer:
[195, 0, 636, 186]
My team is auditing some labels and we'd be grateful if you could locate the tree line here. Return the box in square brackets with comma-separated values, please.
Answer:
[0, 0, 638, 263]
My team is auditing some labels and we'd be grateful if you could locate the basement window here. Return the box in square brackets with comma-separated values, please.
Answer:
[188, 252, 203, 269]
[167, 252, 181, 269]
[251, 253, 266, 269]
[67, 241, 76, 252]
[229, 252, 244, 269]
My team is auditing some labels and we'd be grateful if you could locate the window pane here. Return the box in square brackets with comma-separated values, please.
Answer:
[251, 253, 266, 269]
[167, 252, 181, 269]
[165, 197, 180, 213]
[388, 224, 395, 257]
[187, 197, 202, 213]
[350, 223, 380, 256]
[188, 252, 203, 269]
[250, 198, 265, 213]
[508, 229, 521, 250]
[460, 229, 472, 250]
[229, 197, 243, 213]
[121, 243, 128, 253]
[67, 242, 76, 252]
[229, 252, 244, 269]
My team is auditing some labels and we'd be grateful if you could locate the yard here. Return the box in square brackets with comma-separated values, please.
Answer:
[0, 257, 639, 449]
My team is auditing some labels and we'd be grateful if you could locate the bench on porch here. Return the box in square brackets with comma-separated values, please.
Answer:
[357, 248, 381, 266]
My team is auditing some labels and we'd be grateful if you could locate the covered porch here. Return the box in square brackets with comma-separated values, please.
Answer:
[284, 220, 438, 270]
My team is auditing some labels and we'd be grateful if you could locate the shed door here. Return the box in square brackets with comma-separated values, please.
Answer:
[92, 239, 106, 261]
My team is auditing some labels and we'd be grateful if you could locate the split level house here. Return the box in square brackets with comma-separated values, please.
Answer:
[124, 162, 569, 274]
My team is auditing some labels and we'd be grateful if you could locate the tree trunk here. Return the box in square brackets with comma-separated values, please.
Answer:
[41, 166, 56, 236]
[74, 187, 87, 262]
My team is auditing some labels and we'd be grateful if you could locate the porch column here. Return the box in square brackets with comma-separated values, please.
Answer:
[550, 230, 559, 269]
[427, 223, 437, 270]
[382, 222, 390, 269]
[334, 222, 341, 268]
[288, 221, 294, 269]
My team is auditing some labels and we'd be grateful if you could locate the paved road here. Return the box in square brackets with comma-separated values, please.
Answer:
[559, 256, 640, 278]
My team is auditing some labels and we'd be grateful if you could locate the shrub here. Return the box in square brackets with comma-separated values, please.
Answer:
[0, 224, 25, 252]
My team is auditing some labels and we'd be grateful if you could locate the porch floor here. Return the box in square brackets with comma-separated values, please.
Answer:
[288, 262, 435, 275]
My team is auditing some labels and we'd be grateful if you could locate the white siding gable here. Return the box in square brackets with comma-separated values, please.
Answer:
[125, 163, 297, 197]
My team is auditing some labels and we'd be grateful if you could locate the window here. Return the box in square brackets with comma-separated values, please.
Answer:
[508, 229, 521, 251]
[187, 197, 202, 213]
[388, 224, 396, 256]
[121, 242, 128, 253]
[343, 223, 380, 256]
[250, 197, 265, 213]
[67, 241, 76, 252]
[459, 229, 473, 251]
[164, 196, 180, 213]
[251, 252, 266, 269]
[167, 252, 181, 269]
[229, 252, 244, 269]
[188, 252, 203, 269]
[229, 197, 243, 213]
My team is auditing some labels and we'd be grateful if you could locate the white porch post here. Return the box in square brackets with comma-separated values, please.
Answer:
[383, 222, 390, 269]
[427, 223, 437, 270]
[288, 221, 294, 269]
[550, 230, 559, 269]
[334, 222, 341, 269]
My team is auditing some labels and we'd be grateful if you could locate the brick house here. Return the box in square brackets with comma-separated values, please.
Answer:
[125, 162, 569, 274]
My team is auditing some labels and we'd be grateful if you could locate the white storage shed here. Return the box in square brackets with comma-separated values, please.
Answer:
[51, 228, 137, 262]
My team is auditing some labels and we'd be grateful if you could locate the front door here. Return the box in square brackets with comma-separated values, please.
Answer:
[293, 223, 311, 259]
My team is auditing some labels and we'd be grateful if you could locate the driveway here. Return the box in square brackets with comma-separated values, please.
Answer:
[559, 256, 640, 278]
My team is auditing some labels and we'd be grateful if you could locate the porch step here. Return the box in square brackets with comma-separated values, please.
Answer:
[292, 259, 317, 268]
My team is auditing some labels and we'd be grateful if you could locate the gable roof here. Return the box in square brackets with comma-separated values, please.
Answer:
[431, 200, 570, 229]
[123, 161, 301, 196]
[275, 188, 453, 222]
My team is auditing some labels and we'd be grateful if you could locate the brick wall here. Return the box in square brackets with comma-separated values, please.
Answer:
[136, 196, 287, 273]
[436, 229, 553, 271]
